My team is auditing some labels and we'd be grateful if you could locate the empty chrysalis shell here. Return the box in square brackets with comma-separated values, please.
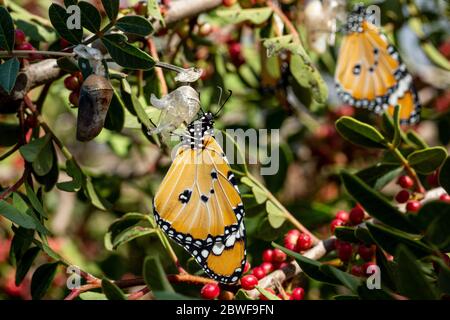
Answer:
[76, 74, 114, 141]
[149, 85, 201, 136]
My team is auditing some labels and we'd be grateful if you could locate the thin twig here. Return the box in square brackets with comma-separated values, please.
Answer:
[266, 0, 302, 44]
[147, 38, 168, 95]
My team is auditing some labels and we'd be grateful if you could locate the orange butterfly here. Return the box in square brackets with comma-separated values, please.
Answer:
[335, 5, 421, 124]
[153, 111, 246, 284]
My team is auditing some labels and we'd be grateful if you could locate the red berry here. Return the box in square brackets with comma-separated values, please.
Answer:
[337, 242, 353, 262]
[14, 29, 26, 46]
[395, 190, 410, 204]
[60, 38, 70, 48]
[362, 262, 377, 275]
[335, 210, 349, 222]
[290, 287, 305, 300]
[272, 249, 286, 263]
[240, 275, 258, 290]
[406, 200, 421, 212]
[252, 266, 266, 280]
[64, 75, 80, 91]
[222, 0, 237, 7]
[296, 233, 312, 251]
[397, 175, 414, 189]
[15, 42, 34, 51]
[351, 265, 364, 277]
[260, 262, 273, 274]
[286, 229, 301, 237]
[330, 218, 345, 233]
[243, 261, 251, 273]
[358, 244, 374, 261]
[69, 91, 79, 106]
[440, 194, 450, 203]
[349, 206, 364, 225]
[200, 283, 220, 300]
[262, 249, 274, 262]
[259, 288, 275, 300]
[133, 1, 148, 15]
[284, 231, 299, 252]
[427, 171, 439, 187]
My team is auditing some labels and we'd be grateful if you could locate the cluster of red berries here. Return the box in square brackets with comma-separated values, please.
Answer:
[330, 205, 365, 234]
[395, 173, 450, 209]
[64, 72, 83, 107]
[284, 229, 313, 252]
[334, 239, 377, 277]
[13, 29, 41, 62]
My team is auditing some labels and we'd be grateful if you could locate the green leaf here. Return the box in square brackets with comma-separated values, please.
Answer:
[31, 262, 59, 300]
[0, 6, 15, 51]
[235, 289, 253, 300]
[111, 226, 155, 250]
[102, 34, 155, 70]
[334, 226, 359, 243]
[335, 117, 387, 149]
[216, 7, 272, 24]
[272, 243, 341, 285]
[79, 1, 101, 33]
[0, 58, 20, 94]
[263, 35, 327, 104]
[266, 200, 285, 229]
[356, 163, 402, 190]
[57, 159, 83, 192]
[48, 3, 83, 45]
[440, 157, 450, 194]
[19, 135, 50, 162]
[85, 178, 108, 210]
[13, 193, 49, 235]
[414, 201, 450, 251]
[15, 246, 40, 285]
[104, 89, 125, 132]
[101, 0, 120, 21]
[256, 286, 281, 300]
[366, 223, 432, 258]
[391, 106, 401, 147]
[25, 183, 47, 218]
[101, 279, 126, 300]
[147, 0, 164, 26]
[143, 256, 174, 293]
[395, 246, 438, 300]
[80, 292, 107, 300]
[320, 265, 362, 294]
[341, 171, 417, 233]
[407, 147, 447, 174]
[116, 15, 153, 36]
[241, 177, 268, 204]
[435, 258, 450, 295]
[406, 130, 428, 149]
[56, 56, 80, 73]
[32, 138, 54, 176]
[0, 200, 36, 229]
[10, 227, 34, 264]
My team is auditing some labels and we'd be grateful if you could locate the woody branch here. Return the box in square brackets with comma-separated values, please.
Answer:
[0, 0, 223, 107]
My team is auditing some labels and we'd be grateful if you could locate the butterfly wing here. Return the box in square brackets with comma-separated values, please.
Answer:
[153, 135, 246, 284]
[335, 20, 420, 124]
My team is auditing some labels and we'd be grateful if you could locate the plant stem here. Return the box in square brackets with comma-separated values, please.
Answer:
[246, 171, 320, 244]
[0, 144, 19, 161]
[266, 0, 302, 45]
[0, 50, 74, 58]
[147, 38, 168, 95]
[387, 143, 425, 193]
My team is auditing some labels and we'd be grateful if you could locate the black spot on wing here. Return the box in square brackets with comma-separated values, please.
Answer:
[178, 189, 192, 204]
[201, 194, 209, 203]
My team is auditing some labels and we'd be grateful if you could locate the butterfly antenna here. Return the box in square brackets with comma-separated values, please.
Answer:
[197, 91, 205, 115]
[214, 89, 232, 117]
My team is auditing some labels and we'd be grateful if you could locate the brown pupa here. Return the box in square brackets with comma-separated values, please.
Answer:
[76, 74, 113, 141]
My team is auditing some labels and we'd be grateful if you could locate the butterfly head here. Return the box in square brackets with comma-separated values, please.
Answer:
[343, 4, 367, 34]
